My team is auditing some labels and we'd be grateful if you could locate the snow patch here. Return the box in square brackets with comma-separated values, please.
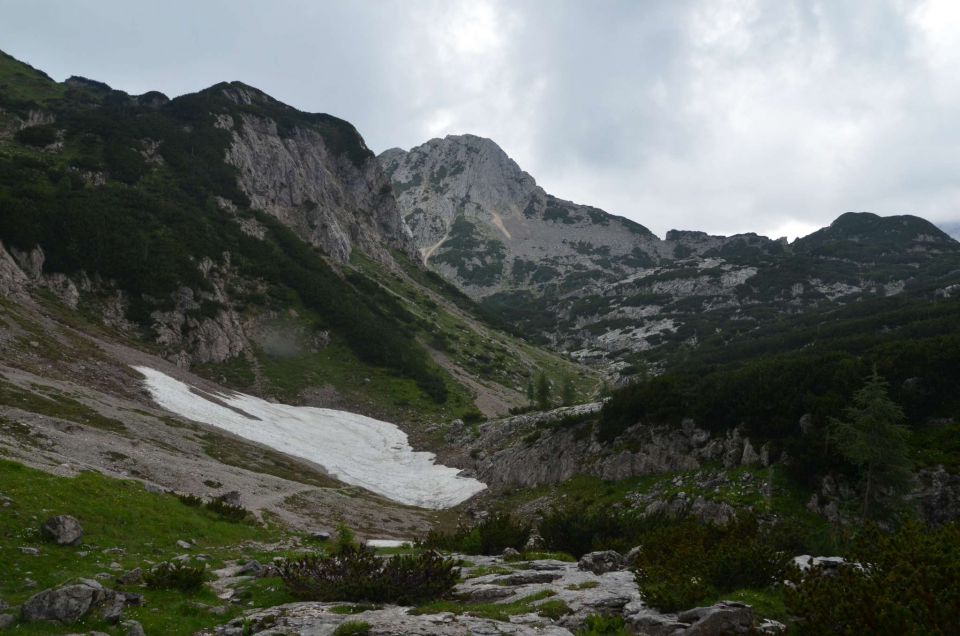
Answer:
[134, 366, 486, 509]
[367, 539, 413, 548]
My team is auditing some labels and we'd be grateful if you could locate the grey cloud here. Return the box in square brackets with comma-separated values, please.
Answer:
[1, 0, 957, 239]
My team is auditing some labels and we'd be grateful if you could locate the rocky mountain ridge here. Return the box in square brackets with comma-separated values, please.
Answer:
[381, 135, 960, 374]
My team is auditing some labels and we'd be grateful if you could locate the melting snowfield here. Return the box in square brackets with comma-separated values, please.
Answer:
[134, 367, 486, 509]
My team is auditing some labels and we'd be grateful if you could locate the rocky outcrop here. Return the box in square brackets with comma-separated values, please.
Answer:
[452, 404, 768, 491]
[216, 553, 776, 635]
[221, 87, 416, 265]
[910, 466, 960, 526]
[0, 241, 29, 299]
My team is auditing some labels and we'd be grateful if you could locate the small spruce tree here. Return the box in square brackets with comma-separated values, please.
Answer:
[561, 375, 576, 406]
[829, 369, 912, 519]
[535, 372, 551, 410]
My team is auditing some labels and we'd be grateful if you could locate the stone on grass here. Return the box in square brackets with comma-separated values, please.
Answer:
[40, 515, 84, 546]
[0, 614, 14, 630]
[577, 550, 625, 574]
[116, 568, 143, 586]
[176, 539, 192, 549]
[21, 579, 105, 624]
[237, 560, 263, 576]
[123, 619, 146, 636]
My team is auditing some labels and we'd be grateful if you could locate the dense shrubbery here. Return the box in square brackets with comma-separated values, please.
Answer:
[538, 506, 650, 558]
[205, 496, 248, 522]
[632, 515, 792, 612]
[600, 298, 960, 455]
[144, 561, 208, 591]
[785, 521, 960, 635]
[14, 124, 58, 147]
[419, 513, 530, 555]
[278, 544, 458, 604]
[177, 493, 203, 507]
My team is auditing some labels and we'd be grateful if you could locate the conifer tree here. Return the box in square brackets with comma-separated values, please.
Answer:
[830, 369, 912, 519]
[535, 372, 551, 410]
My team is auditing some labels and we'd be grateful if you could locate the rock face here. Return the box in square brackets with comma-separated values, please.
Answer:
[40, 515, 83, 546]
[449, 403, 766, 491]
[911, 466, 960, 526]
[380, 134, 661, 296]
[222, 85, 416, 266]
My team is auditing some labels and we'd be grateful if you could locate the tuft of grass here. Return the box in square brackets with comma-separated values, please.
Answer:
[567, 580, 600, 590]
[332, 621, 371, 636]
[411, 590, 556, 622]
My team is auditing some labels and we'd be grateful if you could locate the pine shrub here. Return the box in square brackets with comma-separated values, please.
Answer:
[278, 544, 458, 605]
[419, 513, 530, 555]
[785, 521, 960, 635]
[144, 561, 208, 591]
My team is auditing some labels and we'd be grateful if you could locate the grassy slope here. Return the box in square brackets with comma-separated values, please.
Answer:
[0, 460, 299, 635]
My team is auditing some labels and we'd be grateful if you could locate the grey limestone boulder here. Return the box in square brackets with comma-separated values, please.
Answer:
[40, 515, 83, 546]
[679, 601, 754, 635]
[21, 579, 105, 624]
[577, 550, 626, 575]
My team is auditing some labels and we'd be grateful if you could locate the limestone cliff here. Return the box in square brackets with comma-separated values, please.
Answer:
[219, 85, 417, 265]
[380, 135, 660, 295]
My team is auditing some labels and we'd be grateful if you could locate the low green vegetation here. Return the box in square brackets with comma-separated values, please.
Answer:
[576, 614, 630, 635]
[0, 459, 290, 634]
[410, 590, 557, 622]
[632, 515, 792, 612]
[785, 521, 960, 635]
[419, 513, 530, 555]
[332, 621, 371, 636]
[278, 544, 459, 605]
[143, 561, 208, 592]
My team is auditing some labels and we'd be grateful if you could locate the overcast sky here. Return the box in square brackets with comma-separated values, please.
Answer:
[2, 0, 959, 239]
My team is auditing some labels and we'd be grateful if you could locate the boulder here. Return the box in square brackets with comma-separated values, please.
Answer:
[679, 601, 753, 635]
[21, 579, 105, 624]
[0, 614, 14, 630]
[237, 560, 263, 577]
[116, 568, 143, 586]
[309, 531, 331, 542]
[623, 601, 687, 636]
[577, 550, 625, 574]
[219, 490, 243, 507]
[40, 515, 84, 546]
[524, 532, 545, 551]
[502, 547, 520, 559]
[100, 592, 125, 624]
[123, 620, 146, 636]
